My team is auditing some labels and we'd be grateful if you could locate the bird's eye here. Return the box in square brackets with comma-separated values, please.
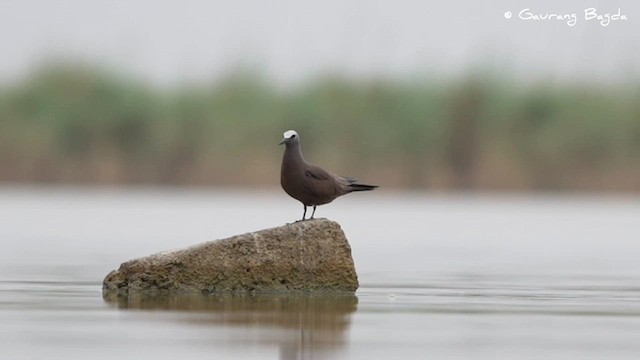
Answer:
[291, 134, 296, 138]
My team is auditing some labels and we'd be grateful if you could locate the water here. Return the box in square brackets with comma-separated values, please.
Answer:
[1, 187, 640, 359]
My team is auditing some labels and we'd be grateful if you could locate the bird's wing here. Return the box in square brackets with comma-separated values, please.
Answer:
[303, 165, 343, 200]
[339, 176, 359, 184]
[304, 165, 334, 181]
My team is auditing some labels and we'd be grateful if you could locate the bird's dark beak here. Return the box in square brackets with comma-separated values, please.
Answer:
[278, 138, 286, 145]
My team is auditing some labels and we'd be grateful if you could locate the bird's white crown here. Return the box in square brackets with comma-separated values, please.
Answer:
[283, 130, 298, 139]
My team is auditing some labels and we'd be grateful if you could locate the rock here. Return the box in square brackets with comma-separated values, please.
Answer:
[102, 218, 358, 293]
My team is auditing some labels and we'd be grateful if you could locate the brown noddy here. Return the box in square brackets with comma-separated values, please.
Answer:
[279, 130, 378, 221]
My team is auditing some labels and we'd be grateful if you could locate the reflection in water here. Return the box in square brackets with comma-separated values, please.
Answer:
[103, 291, 358, 359]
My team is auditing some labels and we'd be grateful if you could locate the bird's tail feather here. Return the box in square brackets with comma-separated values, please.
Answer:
[348, 183, 378, 192]
[340, 176, 378, 192]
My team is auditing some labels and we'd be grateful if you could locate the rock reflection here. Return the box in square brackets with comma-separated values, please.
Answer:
[103, 291, 357, 359]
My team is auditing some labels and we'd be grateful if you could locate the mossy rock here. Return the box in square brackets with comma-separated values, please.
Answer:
[103, 218, 358, 293]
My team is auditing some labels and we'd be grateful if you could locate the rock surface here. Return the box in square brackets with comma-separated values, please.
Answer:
[103, 218, 358, 293]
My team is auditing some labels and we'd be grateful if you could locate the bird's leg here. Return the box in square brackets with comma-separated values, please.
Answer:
[310, 205, 316, 219]
[301, 205, 307, 221]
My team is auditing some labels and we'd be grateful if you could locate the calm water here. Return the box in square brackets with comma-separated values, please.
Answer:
[1, 187, 640, 359]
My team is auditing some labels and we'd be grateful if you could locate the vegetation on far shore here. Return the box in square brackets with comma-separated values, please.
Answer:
[1, 62, 639, 191]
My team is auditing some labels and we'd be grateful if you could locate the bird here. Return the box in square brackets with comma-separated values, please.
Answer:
[279, 130, 378, 221]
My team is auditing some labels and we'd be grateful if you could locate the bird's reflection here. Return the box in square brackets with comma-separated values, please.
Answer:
[103, 291, 357, 359]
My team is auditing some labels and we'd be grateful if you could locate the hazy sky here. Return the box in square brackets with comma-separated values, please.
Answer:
[0, 0, 638, 84]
